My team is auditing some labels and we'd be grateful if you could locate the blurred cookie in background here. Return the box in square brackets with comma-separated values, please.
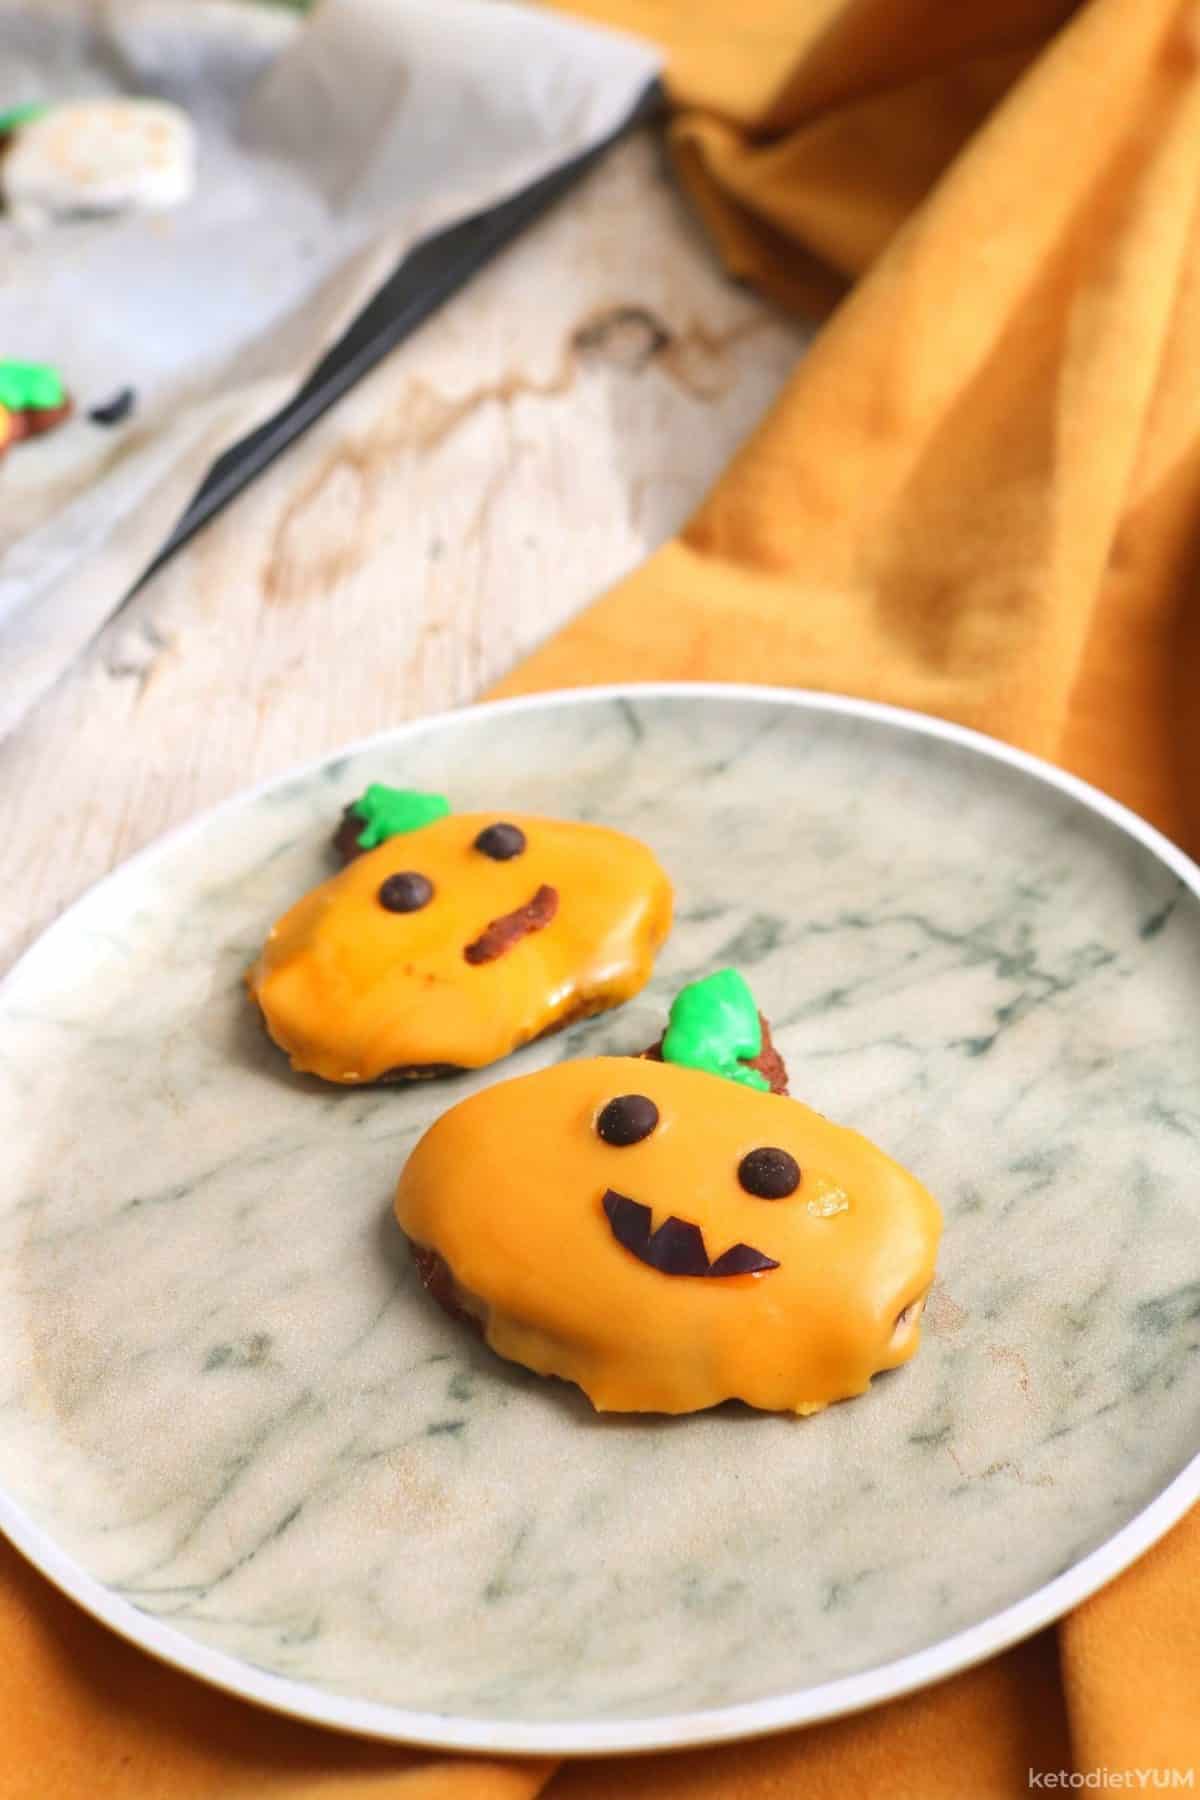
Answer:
[0, 360, 72, 453]
[1, 97, 195, 225]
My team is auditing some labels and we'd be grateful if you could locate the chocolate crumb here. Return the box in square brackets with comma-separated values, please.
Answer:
[88, 386, 136, 427]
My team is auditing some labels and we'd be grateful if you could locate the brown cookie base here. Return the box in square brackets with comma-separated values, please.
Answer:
[639, 1011, 789, 1095]
[375, 1061, 466, 1084]
[410, 1241, 480, 1330]
[9, 398, 73, 442]
[370, 992, 609, 1084]
[254, 978, 609, 1085]
[332, 805, 369, 862]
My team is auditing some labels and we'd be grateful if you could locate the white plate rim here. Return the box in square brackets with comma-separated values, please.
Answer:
[1, 680, 1197, 1757]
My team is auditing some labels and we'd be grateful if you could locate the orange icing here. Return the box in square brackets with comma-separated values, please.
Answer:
[395, 1057, 943, 1416]
[248, 814, 672, 1082]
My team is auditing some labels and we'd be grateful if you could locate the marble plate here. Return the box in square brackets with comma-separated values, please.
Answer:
[1, 685, 1198, 1756]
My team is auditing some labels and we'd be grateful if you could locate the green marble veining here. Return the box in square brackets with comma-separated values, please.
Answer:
[0, 692, 1197, 1727]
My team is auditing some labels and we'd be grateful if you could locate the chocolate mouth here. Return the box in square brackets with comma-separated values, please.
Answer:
[603, 1189, 779, 1279]
[464, 884, 559, 964]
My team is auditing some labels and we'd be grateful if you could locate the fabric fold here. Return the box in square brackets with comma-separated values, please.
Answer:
[501, 0, 1200, 856]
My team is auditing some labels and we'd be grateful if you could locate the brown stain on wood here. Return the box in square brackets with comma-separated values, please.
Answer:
[261, 444, 379, 607]
[259, 302, 767, 609]
[102, 618, 173, 701]
[573, 303, 767, 399]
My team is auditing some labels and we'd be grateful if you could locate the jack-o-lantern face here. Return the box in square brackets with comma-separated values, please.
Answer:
[395, 1054, 942, 1416]
[249, 799, 673, 1084]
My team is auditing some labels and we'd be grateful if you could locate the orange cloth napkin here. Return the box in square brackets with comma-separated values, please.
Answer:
[514, 0, 1200, 855]
[5, 0, 1199, 1794]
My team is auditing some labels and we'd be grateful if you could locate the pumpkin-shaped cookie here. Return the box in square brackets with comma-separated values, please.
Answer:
[248, 787, 672, 1082]
[396, 971, 942, 1416]
[2, 98, 195, 221]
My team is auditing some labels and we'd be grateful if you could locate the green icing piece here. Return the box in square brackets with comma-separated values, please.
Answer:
[661, 968, 770, 1091]
[349, 784, 450, 850]
[0, 360, 66, 414]
[0, 102, 47, 134]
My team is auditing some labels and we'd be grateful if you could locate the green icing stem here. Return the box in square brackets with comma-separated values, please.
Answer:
[0, 359, 66, 413]
[0, 102, 48, 134]
[349, 784, 450, 850]
[661, 968, 770, 1091]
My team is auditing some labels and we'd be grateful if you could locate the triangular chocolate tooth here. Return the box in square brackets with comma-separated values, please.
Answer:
[603, 1189, 653, 1256]
[645, 1215, 710, 1277]
[708, 1242, 780, 1277]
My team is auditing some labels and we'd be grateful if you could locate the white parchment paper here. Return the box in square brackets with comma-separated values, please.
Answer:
[0, 0, 659, 736]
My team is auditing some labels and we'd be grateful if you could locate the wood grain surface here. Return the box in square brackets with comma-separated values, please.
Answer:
[0, 130, 804, 973]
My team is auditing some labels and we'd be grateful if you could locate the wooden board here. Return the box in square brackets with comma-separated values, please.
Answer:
[0, 130, 804, 972]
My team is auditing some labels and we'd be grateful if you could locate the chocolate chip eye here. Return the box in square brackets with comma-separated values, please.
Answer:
[474, 822, 526, 860]
[738, 1147, 801, 1199]
[378, 872, 434, 912]
[596, 1094, 659, 1146]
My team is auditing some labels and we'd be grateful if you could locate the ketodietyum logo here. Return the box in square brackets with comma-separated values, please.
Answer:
[1028, 1773, 1195, 1791]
